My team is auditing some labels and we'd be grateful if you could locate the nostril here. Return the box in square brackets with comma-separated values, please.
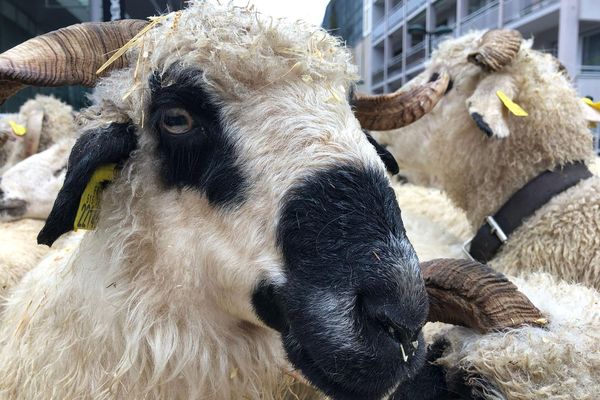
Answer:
[383, 322, 418, 345]
[382, 322, 420, 362]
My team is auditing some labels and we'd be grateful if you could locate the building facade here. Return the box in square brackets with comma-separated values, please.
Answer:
[364, 0, 600, 96]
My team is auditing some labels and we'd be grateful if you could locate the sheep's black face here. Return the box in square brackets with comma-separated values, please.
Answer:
[254, 166, 428, 400]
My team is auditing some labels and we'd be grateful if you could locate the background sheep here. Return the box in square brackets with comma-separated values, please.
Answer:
[0, 139, 73, 222]
[0, 140, 76, 301]
[360, 30, 600, 289]
[0, 3, 453, 399]
[0, 95, 75, 173]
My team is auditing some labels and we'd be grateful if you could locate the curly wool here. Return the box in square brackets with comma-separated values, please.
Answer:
[92, 0, 357, 125]
[433, 272, 600, 400]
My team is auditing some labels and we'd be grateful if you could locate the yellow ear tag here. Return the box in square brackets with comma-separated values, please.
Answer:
[496, 90, 528, 116]
[583, 97, 600, 111]
[74, 164, 118, 231]
[8, 120, 27, 136]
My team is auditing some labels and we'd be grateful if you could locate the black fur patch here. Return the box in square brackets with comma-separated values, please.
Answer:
[470, 112, 494, 137]
[252, 280, 289, 334]
[149, 65, 247, 207]
[255, 164, 428, 400]
[363, 129, 400, 175]
[445, 78, 454, 94]
[393, 338, 489, 400]
[37, 123, 137, 246]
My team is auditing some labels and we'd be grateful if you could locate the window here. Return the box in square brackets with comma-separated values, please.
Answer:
[582, 32, 600, 66]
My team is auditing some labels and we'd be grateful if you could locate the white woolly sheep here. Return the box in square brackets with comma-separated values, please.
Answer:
[385, 181, 600, 400]
[359, 30, 600, 289]
[0, 2, 459, 399]
[0, 95, 76, 173]
[0, 139, 74, 222]
[0, 141, 76, 302]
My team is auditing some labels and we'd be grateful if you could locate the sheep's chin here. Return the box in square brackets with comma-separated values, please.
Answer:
[282, 330, 427, 400]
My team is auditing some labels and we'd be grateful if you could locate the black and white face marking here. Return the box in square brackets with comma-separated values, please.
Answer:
[149, 65, 247, 206]
[254, 165, 428, 400]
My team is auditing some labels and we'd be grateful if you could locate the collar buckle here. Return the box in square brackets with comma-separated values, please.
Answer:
[485, 216, 508, 243]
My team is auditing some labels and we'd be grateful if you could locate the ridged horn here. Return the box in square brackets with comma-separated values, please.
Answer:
[352, 71, 449, 131]
[421, 258, 548, 334]
[468, 29, 523, 72]
[0, 19, 148, 105]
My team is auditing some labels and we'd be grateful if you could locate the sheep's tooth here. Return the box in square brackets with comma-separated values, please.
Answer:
[412, 340, 419, 349]
[400, 344, 409, 363]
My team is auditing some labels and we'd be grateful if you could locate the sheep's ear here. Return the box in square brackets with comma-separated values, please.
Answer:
[363, 129, 399, 175]
[466, 73, 518, 139]
[37, 122, 137, 246]
[23, 108, 44, 157]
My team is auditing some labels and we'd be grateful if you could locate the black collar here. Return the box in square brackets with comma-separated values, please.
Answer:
[469, 162, 593, 263]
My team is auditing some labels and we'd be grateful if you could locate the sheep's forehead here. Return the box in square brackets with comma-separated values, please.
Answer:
[106, 1, 357, 109]
[430, 30, 532, 70]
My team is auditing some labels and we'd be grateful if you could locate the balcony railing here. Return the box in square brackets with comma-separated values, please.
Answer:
[406, 0, 426, 17]
[372, 18, 385, 41]
[388, 2, 405, 28]
[580, 65, 600, 75]
[372, 68, 385, 85]
[388, 52, 404, 75]
[461, 1, 500, 33]
[503, 0, 560, 25]
[406, 41, 426, 69]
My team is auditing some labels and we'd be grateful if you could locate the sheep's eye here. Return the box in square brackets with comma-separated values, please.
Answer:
[161, 108, 193, 134]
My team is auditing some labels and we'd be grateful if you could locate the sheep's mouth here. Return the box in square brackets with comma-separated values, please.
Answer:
[282, 328, 427, 400]
[0, 199, 27, 220]
[253, 281, 427, 399]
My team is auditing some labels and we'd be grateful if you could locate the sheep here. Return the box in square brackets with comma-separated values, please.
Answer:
[0, 2, 464, 399]
[0, 95, 76, 173]
[381, 182, 600, 400]
[356, 29, 600, 289]
[0, 139, 74, 222]
[0, 140, 78, 302]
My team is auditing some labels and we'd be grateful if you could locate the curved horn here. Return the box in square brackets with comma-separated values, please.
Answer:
[352, 71, 450, 131]
[0, 19, 148, 105]
[421, 258, 547, 334]
[468, 29, 523, 72]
